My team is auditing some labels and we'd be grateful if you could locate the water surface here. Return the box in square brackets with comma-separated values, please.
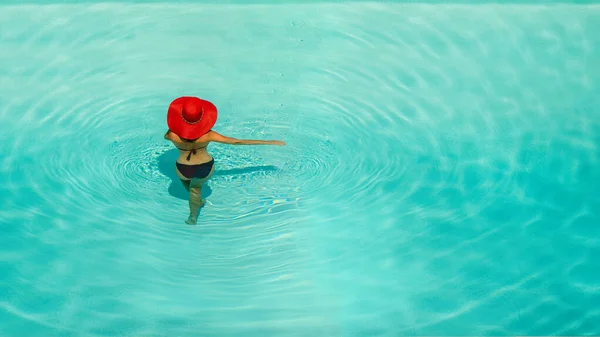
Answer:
[1, 2, 599, 336]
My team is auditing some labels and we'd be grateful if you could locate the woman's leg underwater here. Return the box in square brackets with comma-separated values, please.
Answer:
[180, 179, 191, 192]
[185, 165, 215, 225]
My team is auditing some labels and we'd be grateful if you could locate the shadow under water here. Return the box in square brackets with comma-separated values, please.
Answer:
[156, 149, 279, 201]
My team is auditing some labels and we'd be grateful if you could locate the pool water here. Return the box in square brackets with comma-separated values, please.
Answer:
[1, 2, 599, 336]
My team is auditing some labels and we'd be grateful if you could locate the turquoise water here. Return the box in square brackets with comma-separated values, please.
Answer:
[1, 2, 600, 336]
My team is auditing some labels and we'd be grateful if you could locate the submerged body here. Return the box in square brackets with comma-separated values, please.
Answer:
[165, 129, 285, 224]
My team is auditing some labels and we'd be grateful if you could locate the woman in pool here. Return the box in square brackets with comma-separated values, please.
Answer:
[164, 96, 285, 224]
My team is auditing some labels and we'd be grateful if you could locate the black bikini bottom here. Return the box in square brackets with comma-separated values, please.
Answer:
[176, 159, 214, 179]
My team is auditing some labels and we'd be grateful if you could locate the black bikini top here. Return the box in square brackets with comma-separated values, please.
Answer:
[176, 145, 207, 161]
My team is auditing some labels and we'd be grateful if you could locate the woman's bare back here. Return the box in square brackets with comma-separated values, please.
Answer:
[165, 130, 213, 164]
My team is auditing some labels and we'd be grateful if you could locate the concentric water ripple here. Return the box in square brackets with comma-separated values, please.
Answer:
[1, 2, 600, 337]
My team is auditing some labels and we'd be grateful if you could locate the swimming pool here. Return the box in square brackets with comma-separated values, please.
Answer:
[1, 1, 599, 336]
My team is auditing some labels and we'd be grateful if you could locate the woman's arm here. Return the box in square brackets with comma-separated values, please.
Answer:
[207, 130, 285, 146]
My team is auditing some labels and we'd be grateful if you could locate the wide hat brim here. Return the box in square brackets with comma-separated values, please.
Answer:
[167, 96, 218, 140]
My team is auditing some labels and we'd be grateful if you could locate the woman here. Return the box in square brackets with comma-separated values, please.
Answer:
[164, 96, 285, 224]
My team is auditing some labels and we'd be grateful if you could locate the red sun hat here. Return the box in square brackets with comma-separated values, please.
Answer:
[167, 96, 218, 140]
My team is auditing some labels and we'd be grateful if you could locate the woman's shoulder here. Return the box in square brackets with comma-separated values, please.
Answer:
[165, 129, 177, 141]
[198, 130, 217, 142]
